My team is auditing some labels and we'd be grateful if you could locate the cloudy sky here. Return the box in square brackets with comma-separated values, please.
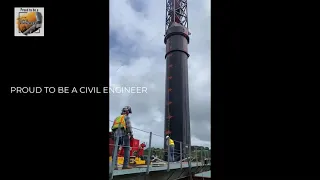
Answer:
[109, 0, 211, 148]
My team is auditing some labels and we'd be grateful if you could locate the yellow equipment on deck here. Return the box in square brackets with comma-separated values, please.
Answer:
[109, 156, 146, 165]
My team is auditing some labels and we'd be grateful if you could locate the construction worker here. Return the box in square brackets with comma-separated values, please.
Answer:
[166, 135, 175, 162]
[111, 106, 133, 170]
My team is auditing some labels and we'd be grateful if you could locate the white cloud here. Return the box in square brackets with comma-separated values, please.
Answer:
[109, 0, 211, 148]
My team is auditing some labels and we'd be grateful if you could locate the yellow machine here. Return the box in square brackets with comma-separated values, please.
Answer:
[109, 156, 146, 166]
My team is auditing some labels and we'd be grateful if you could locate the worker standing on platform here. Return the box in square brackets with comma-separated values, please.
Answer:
[166, 135, 175, 162]
[111, 106, 134, 170]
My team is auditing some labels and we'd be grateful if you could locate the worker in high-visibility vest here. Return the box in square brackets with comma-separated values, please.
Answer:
[166, 135, 175, 162]
[111, 106, 133, 170]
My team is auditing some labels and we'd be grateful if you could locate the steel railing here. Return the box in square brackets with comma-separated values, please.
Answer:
[108, 120, 211, 180]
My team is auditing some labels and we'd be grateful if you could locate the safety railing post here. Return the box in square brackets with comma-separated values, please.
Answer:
[206, 150, 209, 165]
[195, 147, 198, 166]
[146, 132, 152, 174]
[200, 147, 203, 166]
[187, 144, 192, 173]
[167, 138, 170, 171]
[180, 141, 182, 169]
[204, 150, 207, 165]
[186, 145, 189, 168]
[109, 124, 121, 180]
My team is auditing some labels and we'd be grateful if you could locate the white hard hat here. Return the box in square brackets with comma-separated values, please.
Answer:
[166, 136, 169, 139]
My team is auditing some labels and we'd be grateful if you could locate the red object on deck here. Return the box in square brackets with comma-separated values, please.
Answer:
[130, 138, 140, 156]
[109, 132, 146, 157]
[118, 148, 124, 156]
[138, 143, 146, 157]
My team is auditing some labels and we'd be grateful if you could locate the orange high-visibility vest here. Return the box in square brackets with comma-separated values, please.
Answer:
[112, 115, 126, 130]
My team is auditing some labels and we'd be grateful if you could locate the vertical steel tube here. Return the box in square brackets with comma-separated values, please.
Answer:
[164, 0, 191, 158]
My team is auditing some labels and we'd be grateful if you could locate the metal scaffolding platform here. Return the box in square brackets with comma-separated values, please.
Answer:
[110, 162, 211, 180]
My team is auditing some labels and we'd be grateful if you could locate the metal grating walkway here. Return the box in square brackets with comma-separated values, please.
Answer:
[110, 162, 211, 180]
